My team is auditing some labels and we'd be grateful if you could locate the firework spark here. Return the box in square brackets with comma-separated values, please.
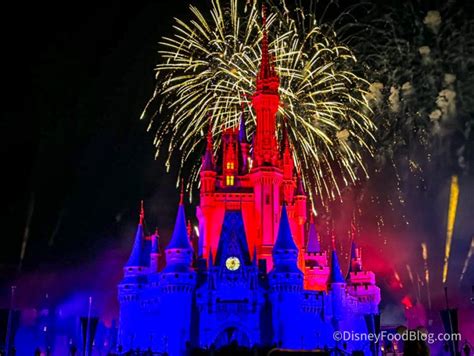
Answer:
[421, 242, 431, 310]
[442, 175, 459, 284]
[141, 0, 375, 204]
[459, 236, 473, 283]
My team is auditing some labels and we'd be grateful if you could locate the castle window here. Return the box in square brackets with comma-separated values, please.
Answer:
[226, 175, 234, 186]
[226, 162, 234, 170]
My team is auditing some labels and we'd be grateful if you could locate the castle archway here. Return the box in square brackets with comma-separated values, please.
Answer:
[214, 326, 250, 348]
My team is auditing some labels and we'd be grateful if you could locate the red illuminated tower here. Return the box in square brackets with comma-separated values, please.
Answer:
[196, 5, 307, 272]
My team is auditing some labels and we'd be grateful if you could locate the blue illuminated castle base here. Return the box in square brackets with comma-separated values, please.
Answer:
[118, 202, 381, 355]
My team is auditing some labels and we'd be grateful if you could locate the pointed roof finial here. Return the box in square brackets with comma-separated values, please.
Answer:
[187, 219, 192, 238]
[166, 200, 192, 250]
[139, 200, 145, 225]
[257, 3, 276, 83]
[179, 179, 184, 205]
[125, 203, 147, 267]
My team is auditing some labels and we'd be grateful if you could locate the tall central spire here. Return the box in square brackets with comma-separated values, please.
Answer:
[252, 4, 280, 167]
[255, 4, 279, 95]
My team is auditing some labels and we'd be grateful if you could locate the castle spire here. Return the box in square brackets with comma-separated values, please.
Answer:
[202, 117, 215, 171]
[306, 217, 320, 253]
[125, 201, 147, 267]
[329, 250, 345, 283]
[238, 103, 249, 144]
[295, 173, 305, 196]
[252, 3, 280, 167]
[179, 179, 184, 205]
[139, 200, 144, 225]
[274, 203, 298, 252]
[257, 4, 276, 85]
[166, 191, 193, 250]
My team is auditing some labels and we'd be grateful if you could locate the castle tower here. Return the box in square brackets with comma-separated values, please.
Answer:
[281, 123, 295, 203]
[118, 201, 148, 349]
[222, 126, 239, 187]
[239, 109, 251, 174]
[304, 219, 329, 291]
[249, 5, 283, 270]
[328, 250, 346, 322]
[160, 194, 196, 355]
[346, 241, 381, 313]
[269, 204, 303, 348]
[199, 125, 217, 258]
[293, 174, 307, 270]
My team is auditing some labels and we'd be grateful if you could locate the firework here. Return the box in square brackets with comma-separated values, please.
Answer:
[442, 175, 459, 284]
[141, 0, 375, 204]
[421, 242, 431, 310]
[459, 237, 473, 283]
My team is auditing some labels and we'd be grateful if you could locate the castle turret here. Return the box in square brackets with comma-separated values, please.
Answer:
[161, 193, 196, 355]
[345, 241, 381, 313]
[124, 201, 148, 274]
[304, 219, 329, 291]
[222, 126, 239, 187]
[239, 109, 251, 173]
[328, 250, 346, 321]
[269, 204, 303, 348]
[201, 123, 217, 191]
[281, 123, 295, 203]
[293, 173, 307, 270]
[118, 201, 149, 349]
[199, 126, 217, 260]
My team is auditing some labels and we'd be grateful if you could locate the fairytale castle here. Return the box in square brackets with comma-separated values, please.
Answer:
[118, 11, 381, 355]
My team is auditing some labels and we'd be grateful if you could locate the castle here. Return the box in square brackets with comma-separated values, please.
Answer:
[118, 10, 381, 355]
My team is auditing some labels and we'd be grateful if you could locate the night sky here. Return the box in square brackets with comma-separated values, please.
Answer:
[1, 0, 473, 336]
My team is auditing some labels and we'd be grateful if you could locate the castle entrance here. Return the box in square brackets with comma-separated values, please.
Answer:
[214, 327, 250, 348]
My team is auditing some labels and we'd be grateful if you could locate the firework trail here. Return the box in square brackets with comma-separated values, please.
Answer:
[421, 242, 431, 310]
[459, 236, 473, 283]
[442, 175, 459, 284]
[18, 192, 35, 272]
[141, 0, 375, 204]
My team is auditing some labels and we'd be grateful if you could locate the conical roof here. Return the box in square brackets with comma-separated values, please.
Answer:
[273, 203, 298, 252]
[306, 222, 320, 253]
[125, 202, 147, 267]
[166, 203, 193, 250]
[329, 250, 345, 283]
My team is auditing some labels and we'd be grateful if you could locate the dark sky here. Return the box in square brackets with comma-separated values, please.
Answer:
[1, 1, 213, 274]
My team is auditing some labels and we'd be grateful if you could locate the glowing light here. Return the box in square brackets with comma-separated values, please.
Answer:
[393, 270, 403, 288]
[421, 242, 431, 309]
[406, 264, 414, 284]
[442, 175, 459, 283]
[194, 225, 200, 238]
[141, 0, 375, 204]
[459, 236, 474, 283]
